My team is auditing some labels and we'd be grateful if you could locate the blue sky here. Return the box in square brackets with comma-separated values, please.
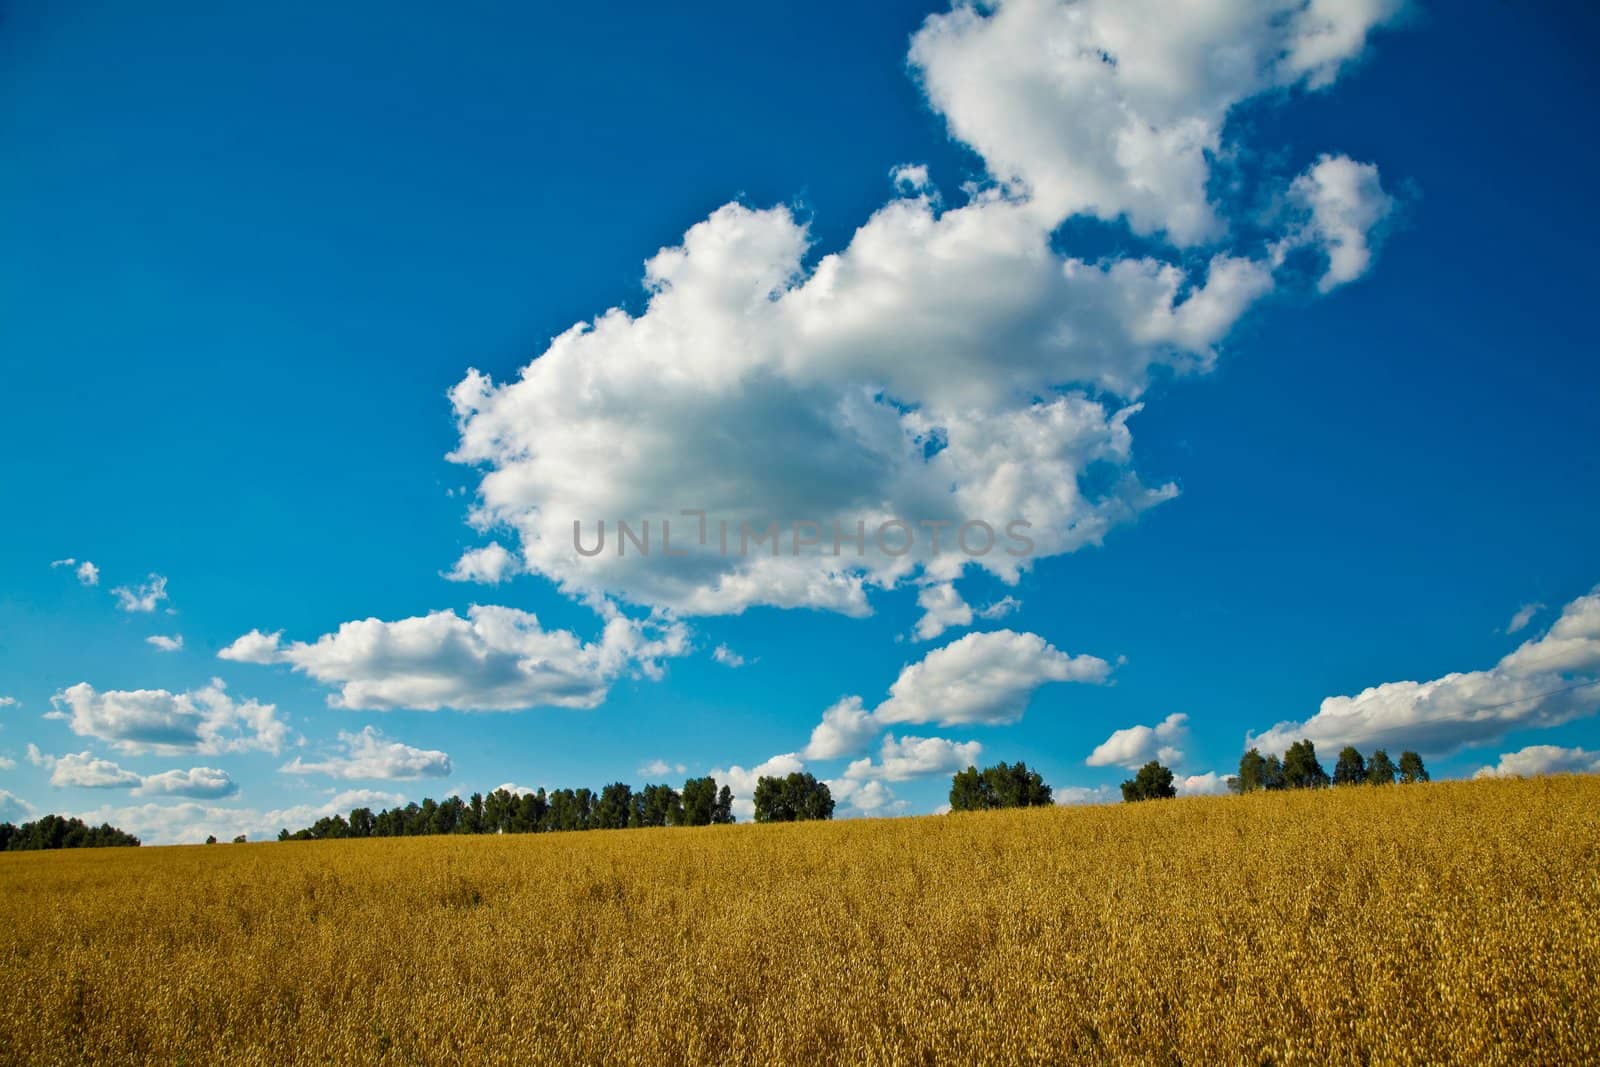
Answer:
[3, 0, 1598, 842]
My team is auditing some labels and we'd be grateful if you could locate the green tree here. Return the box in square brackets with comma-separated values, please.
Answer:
[712, 784, 735, 824]
[1398, 751, 1429, 783]
[1282, 739, 1330, 789]
[594, 782, 634, 830]
[753, 772, 834, 822]
[949, 765, 990, 811]
[1121, 760, 1177, 801]
[1332, 747, 1366, 786]
[1261, 754, 1287, 791]
[1236, 748, 1268, 793]
[949, 762, 1053, 810]
[1367, 749, 1397, 785]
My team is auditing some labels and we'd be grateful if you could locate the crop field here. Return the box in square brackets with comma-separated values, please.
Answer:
[3, 775, 1597, 1065]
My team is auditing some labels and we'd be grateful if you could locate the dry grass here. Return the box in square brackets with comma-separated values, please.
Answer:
[2, 774, 1597, 1065]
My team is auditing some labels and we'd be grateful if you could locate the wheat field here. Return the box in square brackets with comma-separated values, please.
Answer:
[3, 775, 1597, 1065]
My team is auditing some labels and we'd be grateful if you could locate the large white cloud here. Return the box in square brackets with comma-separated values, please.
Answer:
[27, 745, 239, 798]
[220, 606, 687, 712]
[875, 629, 1110, 727]
[281, 726, 453, 780]
[47, 679, 290, 756]
[1250, 586, 1600, 756]
[1473, 745, 1600, 780]
[135, 767, 239, 799]
[1086, 712, 1188, 769]
[445, 0, 1397, 624]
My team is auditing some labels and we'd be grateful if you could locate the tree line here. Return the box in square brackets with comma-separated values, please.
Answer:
[0, 814, 140, 850]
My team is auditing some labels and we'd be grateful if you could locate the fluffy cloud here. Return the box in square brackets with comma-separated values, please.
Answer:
[1086, 712, 1188, 769]
[708, 752, 805, 821]
[1277, 154, 1396, 291]
[135, 767, 239, 799]
[73, 788, 406, 846]
[1250, 586, 1600, 756]
[977, 596, 1021, 621]
[1175, 771, 1232, 797]
[1473, 745, 1600, 780]
[219, 606, 688, 712]
[1054, 784, 1117, 806]
[47, 679, 290, 756]
[637, 759, 687, 778]
[27, 746, 238, 797]
[0, 696, 17, 708]
[875, 630, 1110, 727]
[445, 1, 1397, 624]
[843, 734, 982, 783]
[913, 582, 973, 642]
[801, 695, 879, 760]
[909, 0, 1401, 243]
[52, 559, 100, 586]
[445, 542, 521, 584]
[1507, 603, 1544, 635]
[146, 634, 184, 652]
[111, 574, 169, 613]
[281, 726, 453, 780]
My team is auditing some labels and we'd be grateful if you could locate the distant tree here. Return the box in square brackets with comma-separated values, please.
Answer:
[348, 807, 376, 838]
[680, 776, 719, 826]
[1121, 760, 1177, 802]
[594, 782, 634, 830]
[949, 762, 1053, 810]
[632, 783, 682, 828]
[1398, 751, 1429, 784]
[1367, 749, 1397, 785]
[712, 784, 735, 824]
[753, 772, 834, 822]
[1261, 754, 1287, 791]
[1332, 747, 1367, 786]
[231, 835, 247, 844]
[1, 814, 139, 850]
[1236, 748, 1268, 793]
[1282, 740, 1330, 789]
[205, 834, 218, 845]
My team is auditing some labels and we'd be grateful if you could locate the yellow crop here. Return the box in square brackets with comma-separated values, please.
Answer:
[3, 774, 1596, 1065]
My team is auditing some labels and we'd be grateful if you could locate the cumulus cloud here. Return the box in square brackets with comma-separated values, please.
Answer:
[445, 542, 521, 585]
[801, 695, 879, 760]
[1473, 745, 1600, 780]
[444, 0, 1397, 626]
[711, 644, 746, 668]
[281, 726, 453, 780]
[47, 679, 290, 756]
[875, 629, 1110, 727]
[1249, 586, 1600, 756]
[637, 759, 687, 778]
[842, 734, 982, 783]
[220, 606, 688, 712]
[913, 582, 973, 642]
[1086, 712, 1188, 769]
[111, 574, 169, 613]
[146, 634, 184, 652]
[1507, 603, 1544, 635]
[53, 559, 100, 586]
[26, 746, 238, 797]
[135, 767, 239, 799]
[1276, 154, 1396, 291]
[1175, 771, 1231, 797]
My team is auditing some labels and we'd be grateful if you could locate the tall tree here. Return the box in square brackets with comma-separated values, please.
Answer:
[1236, 748, 1268, 793]
[712, 784, 735, 824]
[1282, 740, 1330, 789]
[949, 765, 990, 811]
[753, 772, 834, 822]
[594, 782, 634, 830]
[1367, 749, 1397, 785]
[1121, 760, 1177, 801]
[1332, 747, 1367, 786]
[1398, 751, 1429, 784]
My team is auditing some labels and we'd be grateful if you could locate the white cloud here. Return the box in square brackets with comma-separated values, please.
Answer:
[217, 629, 285, 664]
[493, 782, 538, 797]
[637, 759, 687, 778]
[0, 756, 12, 771]
[909, 0, 1401, 243]
[135, 767, 239, 799]
[48, 679, 290, 756]
[1277, 154, 1396, 291]
[829, 777, 908, 818]
[1086, 712, 1188, 769]
[1176, 771, 1231, 797]
[708, 752, 805, 821]
[1473, 745, 1600, 780]
[73, 788, 406, 846]
[1250, 586, 1600, 756]
[844, 734, 982, 783]
[913, 582, 973, 642]
[52, 559, 100, 586]
[1054, 784, 1117, 806]
[444, 1, 1398, 626]
[875, 629, 1110, 727]
[801, 695, 879, 760]
[0, 696, 17, 708]
[445, 542, 521, 585]
[1507, 603, 1544, 635]
[711, 644, 746, 668]
[146, 634, 184, 652]
[220, 606, 688, 712]
[281, 726, 453, 780]
[0, 789, 34, 821]
[977, 596, 1021, 621]
[30, 749, 142, 789]
[111, 574, 169, 613]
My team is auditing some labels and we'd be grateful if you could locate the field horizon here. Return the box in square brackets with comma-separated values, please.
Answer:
[5, 773, 1597, 1065]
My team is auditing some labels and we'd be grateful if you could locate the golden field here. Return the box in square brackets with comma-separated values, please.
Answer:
[3, 775, 1597, 1066]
